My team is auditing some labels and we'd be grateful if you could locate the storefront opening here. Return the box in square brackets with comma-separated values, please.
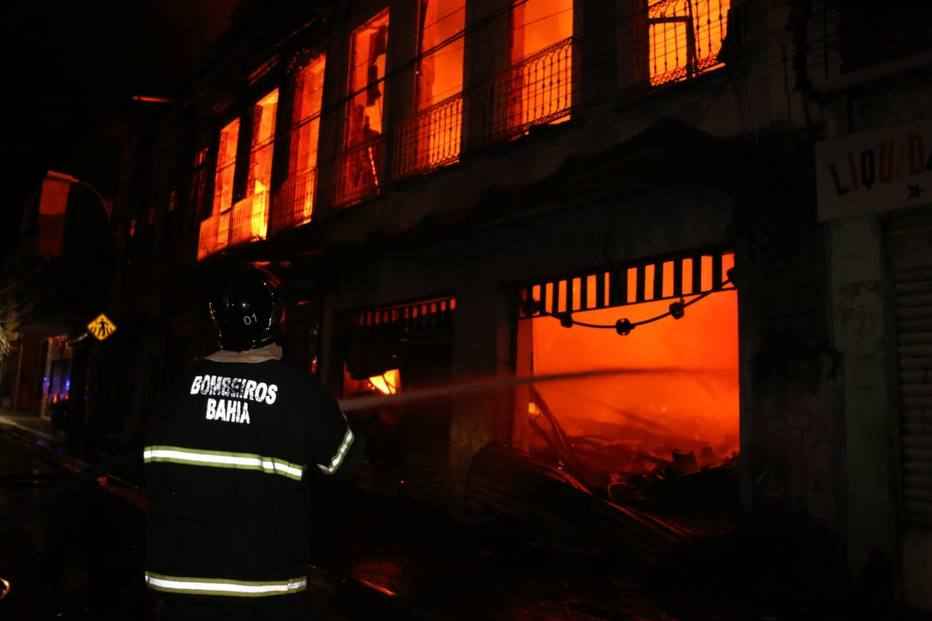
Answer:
[514, 287, 739, 511]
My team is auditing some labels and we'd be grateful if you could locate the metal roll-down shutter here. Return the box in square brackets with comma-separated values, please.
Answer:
[889, 209, 932, 527]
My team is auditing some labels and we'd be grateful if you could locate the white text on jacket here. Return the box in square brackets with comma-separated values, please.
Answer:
[189, 375, 279, 405]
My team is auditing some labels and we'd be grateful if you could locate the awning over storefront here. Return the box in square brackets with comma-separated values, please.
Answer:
[518, 249, 736, 318]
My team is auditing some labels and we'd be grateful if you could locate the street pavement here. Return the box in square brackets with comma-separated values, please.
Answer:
[2, 411, 931, 620]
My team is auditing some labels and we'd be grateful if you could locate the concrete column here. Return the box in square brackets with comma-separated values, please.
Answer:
[578, 0, 618, 107]
[449, 280, 514, 510]
[617, 0, 649, 93]
[385, 0, 419, 182]
[317, 11, 351, 214]
[462, 0, 511, 152]
[829, 215, 897, 576]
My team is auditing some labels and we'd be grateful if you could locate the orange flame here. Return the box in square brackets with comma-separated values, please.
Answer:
[368, 369, 401, 396]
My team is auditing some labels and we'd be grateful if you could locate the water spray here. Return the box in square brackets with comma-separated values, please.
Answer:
[337, 366, 733, 412]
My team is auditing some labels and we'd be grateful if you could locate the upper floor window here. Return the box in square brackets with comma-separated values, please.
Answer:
[648, 0, 729, 86]
[246, 89, 279, 202]
[190, 147, 210, 220]
[198, 119, 240, 260]
[396, 0, 466, 178]
[498, 0, 574, 138]
[512, 0, 573, 61]
[212, 119, 240, 216]
[283, 55, 327, 229]
[338, 8, 390, 205]
[230, 89, 279, 243]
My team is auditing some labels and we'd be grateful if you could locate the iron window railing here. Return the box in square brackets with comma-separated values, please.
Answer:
[394, 92, 464, 179]
[271, 166, 318, 234]
[643, 0, 729, 87]
[486, 36, 577, 143]
[334, 136, 386, 206]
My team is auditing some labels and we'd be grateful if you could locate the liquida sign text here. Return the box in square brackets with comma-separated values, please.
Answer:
[816, 121, 932, 221]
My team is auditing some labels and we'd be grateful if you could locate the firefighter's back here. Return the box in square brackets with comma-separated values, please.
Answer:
[145, 357, 320, 619]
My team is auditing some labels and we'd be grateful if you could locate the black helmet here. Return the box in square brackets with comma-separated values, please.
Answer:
[208, 265, 284, 351]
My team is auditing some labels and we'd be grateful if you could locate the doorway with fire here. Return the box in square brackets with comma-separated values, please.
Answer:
[512, 252, 740, 529]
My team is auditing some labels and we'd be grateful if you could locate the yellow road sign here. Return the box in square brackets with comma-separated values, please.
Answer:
[88, 313, 117, 341]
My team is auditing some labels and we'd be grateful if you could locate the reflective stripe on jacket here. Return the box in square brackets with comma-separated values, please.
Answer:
[145, 572, 307, 597]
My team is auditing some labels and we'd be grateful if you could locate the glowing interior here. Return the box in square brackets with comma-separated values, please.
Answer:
[418, 0, 465, 108]
[292, 55, 327, 224]
[247, 89, 279, 199]
[509, 0, 574, 131]
[414, 0, 465, 169]
[648, 0, 730, 86]
[343, 366, 403, 397]
[517, 288, 739, 483]
[511, 0, 573, 61]
[198, 119, 240, 259]
[339, 9, 390, 203]
[224, 89, 279, 244]
[346, 9, 390, 147]
[369, 368, 402, 396]
[212, 119, 240, 215]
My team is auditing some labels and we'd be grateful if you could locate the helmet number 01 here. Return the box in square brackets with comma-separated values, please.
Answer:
[243, 313, 259, 326]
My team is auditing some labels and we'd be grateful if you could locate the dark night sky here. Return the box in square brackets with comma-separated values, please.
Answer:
[1, 0, 238, 256]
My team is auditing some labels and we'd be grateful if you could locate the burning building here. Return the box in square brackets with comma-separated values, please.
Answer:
[48, 0, 932, 612]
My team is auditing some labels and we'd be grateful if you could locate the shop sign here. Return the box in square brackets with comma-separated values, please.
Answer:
[816, 120, 932, 221]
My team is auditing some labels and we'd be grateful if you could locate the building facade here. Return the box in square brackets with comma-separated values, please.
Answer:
[94, 0, 930, 610]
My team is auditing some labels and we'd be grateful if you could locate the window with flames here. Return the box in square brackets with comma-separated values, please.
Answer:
[647, 0, 730, 86]
[198, 119, 240, 260]
[232, 89, 279, 245]
[279, 55, 327, 231]
[395, 0, 466, 179]
[338, 9, 390, 206]
[495, 0, 574, 140]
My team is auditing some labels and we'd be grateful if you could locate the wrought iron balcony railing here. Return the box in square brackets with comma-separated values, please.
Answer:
[485, 37, 577, 144]
[643, 0, 729, 87]
[197, 213, 220, 261]
[229, 192, 269, 245]
[270, 167, 318, 234]
[334, 137, 386, 207]
[394, 93, 464, 180]
[197, 192, 269, 260]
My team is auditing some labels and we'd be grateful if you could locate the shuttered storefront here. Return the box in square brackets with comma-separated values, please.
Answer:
[889, 209, 932, 527]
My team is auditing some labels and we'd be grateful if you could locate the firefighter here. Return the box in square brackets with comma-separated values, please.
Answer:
[144, 265, 361, 620]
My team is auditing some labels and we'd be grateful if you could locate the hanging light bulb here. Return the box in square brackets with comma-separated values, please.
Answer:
[669, 299, 685, 320]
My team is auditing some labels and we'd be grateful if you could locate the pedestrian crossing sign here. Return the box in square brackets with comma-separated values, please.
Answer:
[88, 313, 117, 341]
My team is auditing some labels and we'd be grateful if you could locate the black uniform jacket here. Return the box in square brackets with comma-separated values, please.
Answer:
[144, 351, 354, 598]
